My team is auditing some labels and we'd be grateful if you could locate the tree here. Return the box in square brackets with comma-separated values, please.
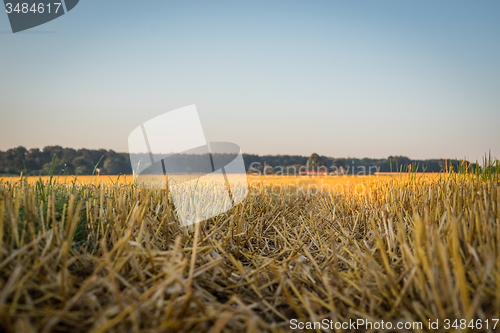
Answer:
[306, 153, 325, 171]
[73, 156, 94, 174]
[103, 156, 130, 175]
[331, 158, 347, 174]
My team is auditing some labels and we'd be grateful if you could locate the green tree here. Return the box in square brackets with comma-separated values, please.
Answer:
[103, 156, 129, 175]
[331, 158, 347, 174]
[306, 153, 325, 171]
[73, 156, 93, 174]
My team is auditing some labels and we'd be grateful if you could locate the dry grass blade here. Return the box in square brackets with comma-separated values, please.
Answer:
[0, 174, 498, 332]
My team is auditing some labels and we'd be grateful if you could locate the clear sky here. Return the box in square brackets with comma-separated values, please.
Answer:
[0, 0, 499, 161]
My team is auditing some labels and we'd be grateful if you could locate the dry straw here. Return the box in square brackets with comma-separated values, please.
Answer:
[0, 172, 499, 332]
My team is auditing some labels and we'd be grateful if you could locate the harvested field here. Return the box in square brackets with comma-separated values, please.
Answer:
[0, 174, 499, 332]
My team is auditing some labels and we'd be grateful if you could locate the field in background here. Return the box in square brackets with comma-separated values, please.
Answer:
[246, 173, 439, 193]
[0, 173, 499, 332]
[0, 173, 438, 186]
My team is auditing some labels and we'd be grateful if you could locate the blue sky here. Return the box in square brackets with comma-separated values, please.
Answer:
[0, 0, 499, 161]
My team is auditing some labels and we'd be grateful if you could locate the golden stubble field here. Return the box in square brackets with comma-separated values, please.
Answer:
[1, 173, 436, 192]
[0, 173, 499, 332]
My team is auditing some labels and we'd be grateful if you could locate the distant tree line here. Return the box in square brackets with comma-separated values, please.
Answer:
[0, 146, 130, 176]
[244, 153, 476, 175]
[0, 146, 476, 176]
